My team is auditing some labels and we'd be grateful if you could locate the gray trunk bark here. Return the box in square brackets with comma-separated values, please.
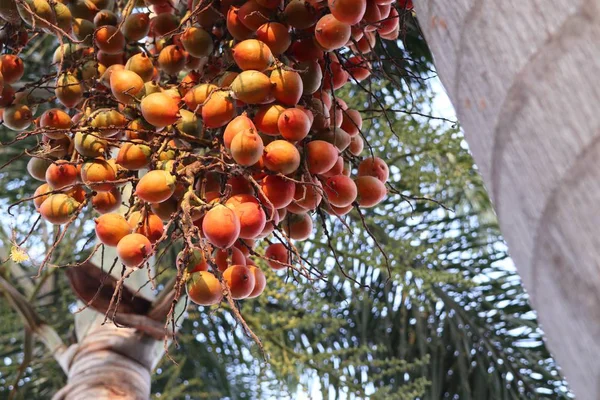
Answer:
[52, 324, 154, 400]
[415, 1, 600, 397]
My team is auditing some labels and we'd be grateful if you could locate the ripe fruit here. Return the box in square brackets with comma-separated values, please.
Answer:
[278, 108, 311, 141]
[110, 69, 144, 104]
[223, 265, 255, 299]
[315, 14, 351, 51]
[270, 68, 303, 106]
[322, 60, 349, 90]
[74, 132, 107, 158]
[0, 83, 16, 107]
[95, 213, 132, 246]
[136, 170, 177, 203]
[259, 175, 295, 209]
[214, 247, 246, 271]
[202, 204, 241, 248]
[226, 6, 253, 41]
[256, 22, 291, 55]
[122, 12, 151, 42]
[158, 44, 186, 75]
[180, 70, 202, 95]
[52, 2, 73, 33]
[306, 140, 339, 174]
[322, 175, 357, 207]
[117, 233, 153, 268]
[202, 90, 235, 128]
[151, 198, 178, 221]
[328, 0, 366, 24]
[230, 128, 264, 166]
[52, 43, 80, 64]
[345, 56, 371, 81]
[55, 72, 82, 108]
[255, 0, 281, 10]
[398, 0, 414, 10]
[225, 193, 258, 208]
[94, 9, 118, 27]
[361, 0, 381, 30]
[45, 161, 78, 189]
[254, 103, 285, 135]
[378, 7, 399, 35]
[89, 109, 128, 137]
[95, 25, 125, 54]
[341, 109, 362, 136]
[128, 211, 164, 243]
[3, 104, 33, 131]
[150, 12, 179, 37]
[176, 109, 202, 136]
[187, 271, 223, 305]
[237, 0, 271, 30]
[13, 0, 403, 306]
[313, 127, 351, 151]
[264, 242, 289, 270]
[141, 92, 180, 128]
[17, 0, 55, 29]
[184, 83, 217, 114]
[39, 194, 80, 225]
[232, 39, 274, 71]
[116, 141, 152, 170]
[97, 50, 124, 66]
[326, 202, 353, 216]
[247, 266, 266, 298]
[308, 97, 331, 130]
[227, 176, 254, 196]
[263, 140, 301, 175]
[293, 176, 323, 210]
[282, 212, 313, 240]
[231, 70, 273, 104]
[223, 114, 255, 149]
[357, 157, 389, 183]
[67, 0, 96, 20]
[283, 0, 319, 29]
[355, 176, 387, 207]
[99, 64, 125, 88]
[81, 159, 117, 192]
[67, 185, 86, 203]
[33, 183, 52, 209]
[181, 26, 213, 58]
[289, 37, 324, 63]
[297, 61, 323, 95]
[28, 157, 52, 181]
[180, 248, 209, 273]
[92, 187, 122, 214]
[229, 201, 267, 239]
[0, 55, 24, 83]
[125, 52, 154, 82]
[235, 239, 255, 256]
[40, 109, 72, 139]
[348, 135, 364, 155]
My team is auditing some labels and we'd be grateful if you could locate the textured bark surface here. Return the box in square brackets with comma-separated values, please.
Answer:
[52, 323, 155, 400]
[415, 1, 600, 397]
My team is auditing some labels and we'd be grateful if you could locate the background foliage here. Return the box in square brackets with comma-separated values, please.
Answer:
[0, 13, 573, 400]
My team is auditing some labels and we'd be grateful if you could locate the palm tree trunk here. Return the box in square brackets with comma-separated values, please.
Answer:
[52, 324, 154, 400]
[414, 2, 600, 397]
